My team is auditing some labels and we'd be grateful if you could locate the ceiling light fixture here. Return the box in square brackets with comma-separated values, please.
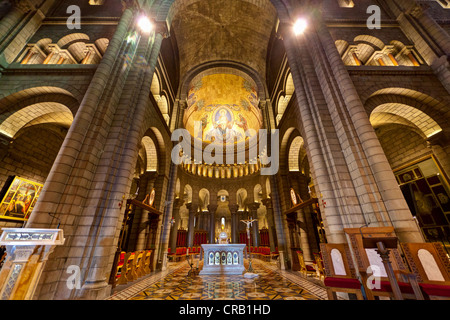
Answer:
[294, 18, 308, 35]
[137, 15, 154, 34]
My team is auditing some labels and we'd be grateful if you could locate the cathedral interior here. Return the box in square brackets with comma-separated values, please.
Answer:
[0, 0, 449, 303]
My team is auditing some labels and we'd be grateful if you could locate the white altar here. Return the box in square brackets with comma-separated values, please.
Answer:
[200, 244, 246, 275]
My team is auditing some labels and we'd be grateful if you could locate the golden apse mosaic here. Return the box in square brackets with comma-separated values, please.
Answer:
[183, 74, 263, 145]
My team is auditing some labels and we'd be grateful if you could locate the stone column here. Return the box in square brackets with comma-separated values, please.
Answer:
[26, 6, 167, 300]
[186, 203, 197, 247]
[262, 198, 277, 252]
[259, 100, 288, 269]
[237, 209, 245, 244]
[281, 12, 422, 243]
[169, 198, 184, 253]
[158, 162, 178, 271]
[208, 204, 218, 244]
[248, 203, 260, 247]
[229, 204, 239, 244]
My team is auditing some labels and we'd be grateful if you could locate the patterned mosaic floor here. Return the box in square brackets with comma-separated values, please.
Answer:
[129, 260, 320, 301]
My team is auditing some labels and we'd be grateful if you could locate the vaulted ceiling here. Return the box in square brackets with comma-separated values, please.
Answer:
[169, 0, 278, 80]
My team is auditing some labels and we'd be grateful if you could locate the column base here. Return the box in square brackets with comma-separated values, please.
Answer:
[77, 280, 112, 300]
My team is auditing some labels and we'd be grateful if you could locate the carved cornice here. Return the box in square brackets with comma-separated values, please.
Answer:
[346, 65, 434, 76]
[4, 64, 98, 75]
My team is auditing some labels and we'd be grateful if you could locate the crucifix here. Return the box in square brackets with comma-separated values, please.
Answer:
[240, 217, 258, 274]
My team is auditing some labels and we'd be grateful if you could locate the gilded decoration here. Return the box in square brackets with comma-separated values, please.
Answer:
[183, 74, 263, 145]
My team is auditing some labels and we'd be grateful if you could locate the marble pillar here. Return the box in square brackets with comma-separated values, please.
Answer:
[186, 203, 197, 248]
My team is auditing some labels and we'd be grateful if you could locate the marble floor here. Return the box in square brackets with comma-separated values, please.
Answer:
[113, 259, 324, 301]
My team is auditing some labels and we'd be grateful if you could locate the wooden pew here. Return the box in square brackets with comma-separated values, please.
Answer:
[134, 251, 145, 278]
[320, 243, 364, 300]
[127, 252, 138, 282]
[114, 250, 153, 287]
[296, 250, 316, 278]
[143, 250, 152, 274]
[117, 252, 133, 285]
[113, 251, 126, 284]
[401, 242, 450, 300]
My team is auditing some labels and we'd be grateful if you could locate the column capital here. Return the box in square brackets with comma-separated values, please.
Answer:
[140, 171, 158, 180]
[261, 198, 273, 209]
[207, 204, 218, 213]
[173, 198, 185, 209]
[248, 202, 260, 212]
[228, 204, 239, 213]
[186, 202, 198, 213]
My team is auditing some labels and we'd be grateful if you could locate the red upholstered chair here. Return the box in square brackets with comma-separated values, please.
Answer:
[263, 247, 271, 261]
[320, 243, 364, 300]
[401, 242, 450, 300]
[296, 250, 316, 277]
[271, 247, 279, 260]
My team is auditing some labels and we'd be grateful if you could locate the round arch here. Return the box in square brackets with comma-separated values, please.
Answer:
[199, 188, 210, 211]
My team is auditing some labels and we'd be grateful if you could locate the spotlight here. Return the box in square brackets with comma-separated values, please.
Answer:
[294, 18, 308, 35]
[137, 15, 153, 33]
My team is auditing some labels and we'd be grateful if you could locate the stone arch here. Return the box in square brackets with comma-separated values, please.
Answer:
[266, 177, 271, 198]
[184, 184, 193, 203]
[141, 136, 158, 172]
[354, 35, 385, 50]
[57, 33, 90, 49]
[367, 88, 447, 172]
[178, 62, 267, 101]
[276, 72, 295, 124]
[288, 135, 304, 172]
[0, 87, 80, 116]
[363, 87, 449, 133]
[94, 38, 109, 55]
[175, 178, 181, 197]
[280, 127, 302, 175]
[141, 126, 169, 176]
[335, 39, 349, 56]
[254, 184, 262, 203]
[0, 90, 76, 191]
[199, 188, 210, 211]
[370, 103, 442, 139]
[236, 188, 248, 210]
[0, 102, 73, 138]
[0, 87, 78, 141]
[150, 72, 161, 96]
[150, 71, 170, 123]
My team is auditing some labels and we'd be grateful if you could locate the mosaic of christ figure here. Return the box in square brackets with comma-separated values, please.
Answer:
[205, 107, 243, 143]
